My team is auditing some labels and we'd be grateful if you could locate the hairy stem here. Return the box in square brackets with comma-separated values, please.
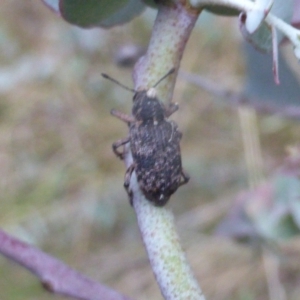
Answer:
[127, 1, 205, 299]
[0, 230, 131, 300]
[134, 1, 200, 102]
[124, 146, 204, 300]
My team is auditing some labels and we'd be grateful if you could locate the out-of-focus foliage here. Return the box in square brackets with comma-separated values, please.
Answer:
[239, 0, 295, 52]
[244, 42, 300, 109]
[216, 147, 300, 242]
[41, 0, 300, 125]
[2, 1, 300, 300]
[43, 0, 147, 27]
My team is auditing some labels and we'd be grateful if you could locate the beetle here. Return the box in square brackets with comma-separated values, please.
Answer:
[102, 69, 189, 206]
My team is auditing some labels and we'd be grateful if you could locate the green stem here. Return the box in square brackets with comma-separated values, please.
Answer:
[134, 1, 200, 102]
[127, 1, 205, 299]
[124, 145, 204, 300]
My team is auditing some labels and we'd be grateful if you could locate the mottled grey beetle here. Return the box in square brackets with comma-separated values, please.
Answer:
[102, 69, 189, 206]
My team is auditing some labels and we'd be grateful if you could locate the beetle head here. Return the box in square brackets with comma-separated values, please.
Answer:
[132, 90, 165, 122]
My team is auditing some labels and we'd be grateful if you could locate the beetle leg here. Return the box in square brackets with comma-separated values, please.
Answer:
[165, 102, 179, 117]
[111, 109, 135, 124]
[179, 169, 190, 187]
[124, 164, 135, 205]
[124, 164, 135, 188]
[112, 137, 130, 159]
[168, 121, 175, 142]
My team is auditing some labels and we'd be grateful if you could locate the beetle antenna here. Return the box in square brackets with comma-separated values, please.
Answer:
[101, 73, 135, 93]
[102, 68, 175, 91]
[153, 68, 175, 88]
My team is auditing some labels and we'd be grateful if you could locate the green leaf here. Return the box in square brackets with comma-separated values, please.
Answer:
[241, 0, 294, 52]
[205, 0, 294, 51]
[241, 22, 273, 53]
[99, 0, 146, 28]
[60, 0, 145, 28]
[204, 5, 239, 17]
[276, 176, 300, 229]
[258, 175, 300, 240]
[142, 0, 158, 9]
[243, 42, 300, 111]
[42, 0, 59, 12]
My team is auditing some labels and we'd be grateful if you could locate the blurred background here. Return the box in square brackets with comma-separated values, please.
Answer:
[1, 1, 300, 299]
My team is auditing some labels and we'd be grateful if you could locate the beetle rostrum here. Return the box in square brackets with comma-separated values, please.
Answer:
[102, 69, 189, 206]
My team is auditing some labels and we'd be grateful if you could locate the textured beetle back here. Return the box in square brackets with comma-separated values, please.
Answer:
[130, 120, 182, 206]
[108, 68, 189, 206]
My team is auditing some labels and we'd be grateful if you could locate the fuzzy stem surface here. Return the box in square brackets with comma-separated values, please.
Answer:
[134, 1, 200, 102]
[0, 230, 131, 300]
[128, 1, 205, 299]
[124, 146, 204, 300]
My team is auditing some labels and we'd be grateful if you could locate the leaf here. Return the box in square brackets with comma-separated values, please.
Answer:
[204, 0, 294, 52]
[267, 175, 300, 238]
[277, 176, 300, 228]
[42, 0, 59, 12]
[216, 148, 300, 242]
[240, 21, 273, 53]
[204, 5, 239, 16]
[243, 0, 273, 34]
[142, 0, 158, 9]
[243, 42, 300, 110]
[240, 0, 295, 52]
[59, 0, 145, 28]
[98, 0, 146, 28]
[260, 214, 300, 240]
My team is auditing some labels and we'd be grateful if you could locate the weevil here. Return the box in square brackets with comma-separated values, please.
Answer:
[102, 69, 189, 206]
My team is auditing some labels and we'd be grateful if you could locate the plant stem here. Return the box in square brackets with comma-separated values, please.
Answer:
[127, 1, 205, 299]
[134, 1, 200, 103]
[124, 146, 204, 300]
[0, 230, 131, 300]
